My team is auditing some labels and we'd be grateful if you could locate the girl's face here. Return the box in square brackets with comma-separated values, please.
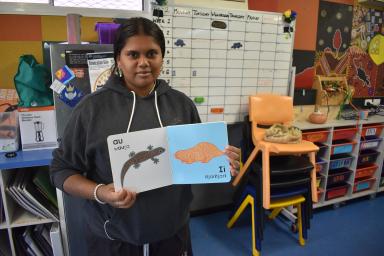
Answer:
[117, 35, 163, 95]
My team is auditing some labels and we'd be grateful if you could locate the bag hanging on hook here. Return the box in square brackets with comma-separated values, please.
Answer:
[14, 55, 54, 107]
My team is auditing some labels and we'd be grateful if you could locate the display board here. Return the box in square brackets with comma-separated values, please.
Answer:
[153, 6, 295, 122]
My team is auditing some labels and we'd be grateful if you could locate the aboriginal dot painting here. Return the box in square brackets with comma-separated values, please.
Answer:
[316, 1, 353, 53]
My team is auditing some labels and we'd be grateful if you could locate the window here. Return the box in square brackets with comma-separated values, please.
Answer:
[0, 0, 49, 3]
[53, 0, 142, 11]
[0, 0, 146, 17]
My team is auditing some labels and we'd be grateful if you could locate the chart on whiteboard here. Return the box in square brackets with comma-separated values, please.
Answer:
[152, 6, 295, 123]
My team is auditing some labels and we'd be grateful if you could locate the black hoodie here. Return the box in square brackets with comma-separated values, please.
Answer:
[50, 75, 201, 245]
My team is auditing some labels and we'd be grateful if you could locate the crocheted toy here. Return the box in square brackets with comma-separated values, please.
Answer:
[264, 124, 302, 144]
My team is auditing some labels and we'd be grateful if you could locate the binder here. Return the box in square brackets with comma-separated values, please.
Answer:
[50, 223, 64, 256]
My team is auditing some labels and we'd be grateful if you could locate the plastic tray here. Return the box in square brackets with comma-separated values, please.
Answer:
[333, 127, 357, 141]
[315, 142, 328, 157]
[302, 129, 329, 143]
[355, 164, 378, 179]
[326, 183, 348, 200]
[327, 168, 352, 186]
[361, 123, 384, 137]
[357, 149, 379, 165]
[315, 159, 327, 173]
[317, 187, 324, 199]
[359, 136, 382, 150]
[353, 177, 376, 193]
[331, 139, 356, 155]
[329, 154, 353, 170]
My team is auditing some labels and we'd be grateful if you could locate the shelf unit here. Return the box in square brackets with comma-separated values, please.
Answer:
[296, 116, 384, 208]
[0, 149, 64, 256]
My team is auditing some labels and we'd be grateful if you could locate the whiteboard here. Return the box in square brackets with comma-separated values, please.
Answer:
[153, 6, 295, 122]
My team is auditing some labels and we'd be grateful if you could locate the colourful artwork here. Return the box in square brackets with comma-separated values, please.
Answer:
[351, 6, 384, 51]
[315, 49, 350, 76]
[293, 50, 316, 89]
[369, 34, 384, 65]
[346, 51, 378, 97]
[316, 1, 353, 52]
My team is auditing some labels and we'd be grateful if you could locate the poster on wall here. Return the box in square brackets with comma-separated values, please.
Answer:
[316, 1, 353, 53]
[292, 50, 315, 89]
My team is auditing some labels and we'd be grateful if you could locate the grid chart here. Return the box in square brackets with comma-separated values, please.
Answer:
[153, 6, 294, 123]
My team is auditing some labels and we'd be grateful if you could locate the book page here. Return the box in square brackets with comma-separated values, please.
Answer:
[167, 122, 231, 184]
[86, 52, 114, 92]
[107, 127, 172, 193]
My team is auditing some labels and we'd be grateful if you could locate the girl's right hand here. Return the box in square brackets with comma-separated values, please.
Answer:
[97, 183, 137, 208]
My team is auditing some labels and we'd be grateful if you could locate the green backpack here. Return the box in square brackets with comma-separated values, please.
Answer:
[14, 55, 53, 107]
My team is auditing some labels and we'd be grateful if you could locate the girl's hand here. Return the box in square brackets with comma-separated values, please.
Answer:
[97, 183, 137, 208]
[224, 145, 241, 177]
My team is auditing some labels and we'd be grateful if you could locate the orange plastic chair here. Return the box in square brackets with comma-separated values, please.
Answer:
[232, 94, 319, 209]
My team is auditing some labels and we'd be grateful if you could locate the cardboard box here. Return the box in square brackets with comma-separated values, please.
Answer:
[18, 106, 58, 151]
[0, 111, 19, 153]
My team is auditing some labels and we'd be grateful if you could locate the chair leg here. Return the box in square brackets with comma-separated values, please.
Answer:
[268, 207, 283, 219]
[233, 147, 259, 186]
[296, 203, 305, 246]
[227, 195, 252, 228]
[227, 195, 260, 256]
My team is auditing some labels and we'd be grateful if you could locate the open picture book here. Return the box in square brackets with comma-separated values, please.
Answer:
[107, 122, 231, 193]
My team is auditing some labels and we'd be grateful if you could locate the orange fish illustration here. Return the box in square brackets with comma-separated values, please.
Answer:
[175, 142, 224, 164]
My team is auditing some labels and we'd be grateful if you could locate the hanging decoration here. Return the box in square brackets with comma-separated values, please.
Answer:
[283, 9, 297, 38]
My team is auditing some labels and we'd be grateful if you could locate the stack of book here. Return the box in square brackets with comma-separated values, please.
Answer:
[6, 169, 58, 221]
[14, 223, 57, 256]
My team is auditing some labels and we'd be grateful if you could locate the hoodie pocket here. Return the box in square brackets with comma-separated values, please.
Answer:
[85, 201, 119, 240]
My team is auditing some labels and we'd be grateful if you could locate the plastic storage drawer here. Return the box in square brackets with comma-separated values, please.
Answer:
[361, 124, 384, 137]
[357, 150, 379, 165]
[355, 164, 377, 179]
[329, 154, 353, 170]
[315, 142, 328, 157]
[331, 140, 356, 155]
[317, 188, 324, 199]
[302, 130, 329, 143]
[353, 177, 376, 193]
[316, 159, 327, 173]
[326, 183, 348, 200]
[327, 168, 352, 186]
[333, 127, 357, 141]
[359, 136, 382, 150]
[316, 175, 324, 188]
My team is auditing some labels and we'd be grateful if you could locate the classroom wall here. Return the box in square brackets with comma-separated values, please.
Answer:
[0, 0, 247, 90]
[0, 15, 112, 89]
[248, 0, 354, 50]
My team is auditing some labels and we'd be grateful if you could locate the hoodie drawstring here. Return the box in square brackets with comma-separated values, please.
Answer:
[127, 91, 137, 133]
[126, 90, 163, 133]
[154, 90, 163, 128]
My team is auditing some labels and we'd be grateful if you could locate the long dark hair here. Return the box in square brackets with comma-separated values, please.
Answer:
[112, 17, 165, 74]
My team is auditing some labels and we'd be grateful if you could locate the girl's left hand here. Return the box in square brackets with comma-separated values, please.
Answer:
[224, 145, 241, 176]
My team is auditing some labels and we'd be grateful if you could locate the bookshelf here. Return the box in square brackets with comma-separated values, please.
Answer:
[295, 116, 384, 208]
[0, 149, 64, 256]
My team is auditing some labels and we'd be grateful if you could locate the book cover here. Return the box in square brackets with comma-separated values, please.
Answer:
[32, 171, 58, 208]
[87, 52, 114, 92]
[107, 122, 230, 193]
